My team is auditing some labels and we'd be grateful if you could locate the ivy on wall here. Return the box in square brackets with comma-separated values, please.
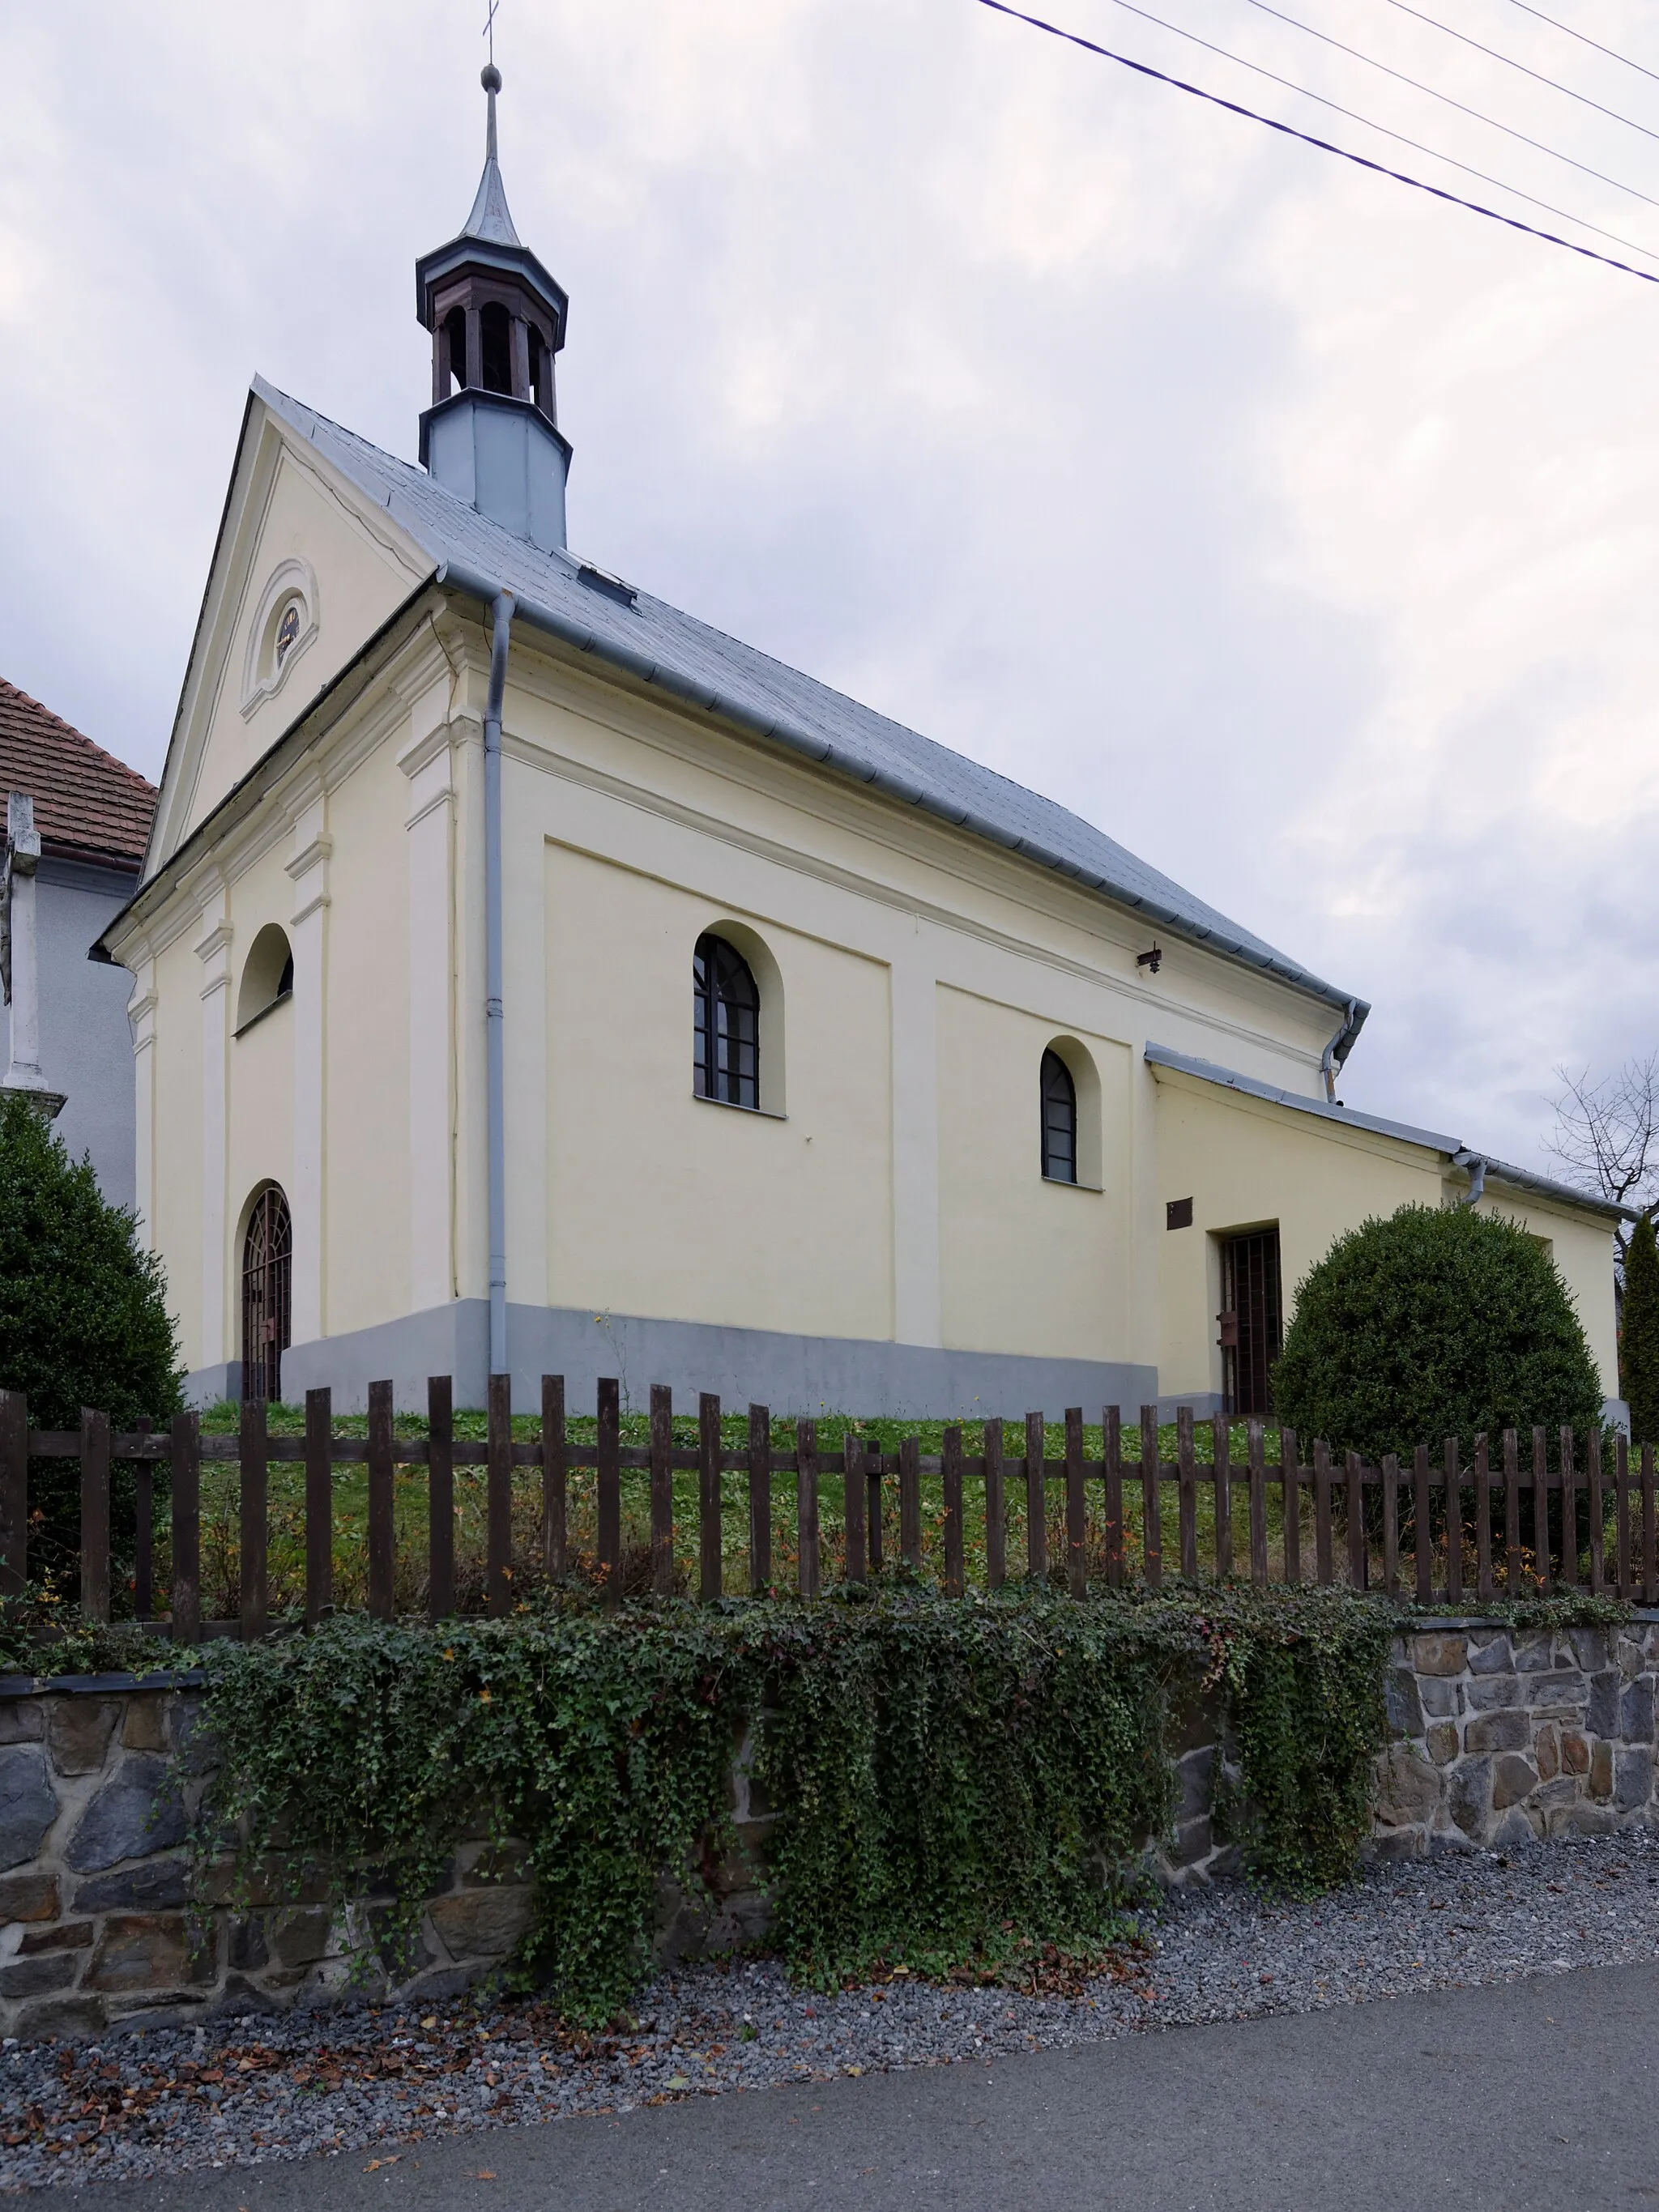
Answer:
[194, 1585, 1395, 2022]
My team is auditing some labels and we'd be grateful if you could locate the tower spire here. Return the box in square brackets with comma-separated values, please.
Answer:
[415, 50, 572, 549]
[463, 64, 521, 247]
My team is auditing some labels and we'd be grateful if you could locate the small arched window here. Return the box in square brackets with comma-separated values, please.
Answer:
[443, 305, 468, 393]
[693, 933, 760, 1109]
[241, 1184, 292, 1404]
[237, 923, 294, 1034]
[480, 301, 512, 394]
[1041, 1048, 1077, 1183]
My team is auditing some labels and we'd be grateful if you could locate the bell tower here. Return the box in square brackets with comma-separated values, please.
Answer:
[416, 66, 573, 551]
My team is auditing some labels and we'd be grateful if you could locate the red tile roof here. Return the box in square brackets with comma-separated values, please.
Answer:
[0, 678, 156, 871]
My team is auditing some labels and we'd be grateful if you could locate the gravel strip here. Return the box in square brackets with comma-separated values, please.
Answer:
[6, 1828, 1659, 2193]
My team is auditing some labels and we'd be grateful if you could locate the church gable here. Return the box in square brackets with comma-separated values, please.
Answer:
[147, 393, 433, 870]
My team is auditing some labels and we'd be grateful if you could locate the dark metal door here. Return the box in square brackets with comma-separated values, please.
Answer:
[241, 1186, 292, 1404]
[1220, 1228, 1282, 1418]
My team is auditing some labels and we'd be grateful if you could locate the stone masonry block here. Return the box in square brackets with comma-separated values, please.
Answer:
[1427, 1723, 1459, 1765]
[1591, 1741, 1614, 1801]
[1466, 1676, 1522, 1712]
[0, 1870, 58, 1921]
[0, 1746, 58, 1872]
[1176, 1746, 1214, 1823]
[1525, 1673, 1585, 1711]
[267, 1907, 335, 1971]
[1570, 1629, 1610, 1674]
[1468, 1634, 1514, 1676]
[1535, 1723, 1560, 1782]
[1374, 1745, 1439, 1827]
[14, 1996, 104, 2040]
[1448, 1755, 1493, 1839]
[17, 1920, 92, 1954]
[1513, 1633, 1557, 1672]
[1588, 1673, 1623, 1739]
[1465, 1710, 1531, 1753]
[1491, 1754, 1539, 1809]
[428, 1886, 535, 1962]
[0, 1954, 77, 1999]
[121, 1698, 171, 1754]
[1562, 1732, 1590, 1775]
[1614, 1747, 1653, 1813]
[45, 1697, 121, 1776]
[0, 1700, 43, 1743]
[1419, 1677, 1462, 1720]
[1412, 1634, 1468, 1677]
[1386, 1670, 1424, 1737]
[84, 1915, 213, 1996]
[71, 1857, 190, 1913]
[1620, 1677, 1655, 1744]
[66, 1754, 186, 1873]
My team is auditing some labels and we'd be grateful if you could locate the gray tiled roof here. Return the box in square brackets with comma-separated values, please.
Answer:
[1145, 1044, 1632, 1221]
[253, 376, 1367, 1025]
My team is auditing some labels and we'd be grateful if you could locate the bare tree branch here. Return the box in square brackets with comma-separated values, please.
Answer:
[1545, 1053, 1659, 1268]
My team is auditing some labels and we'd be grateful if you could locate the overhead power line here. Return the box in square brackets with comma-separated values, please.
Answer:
[970, 0, 1659, 284]
[1375, 0, 1659, 146]
[1503, 0, 1659, 91]
[1054, 0, 1659, 256]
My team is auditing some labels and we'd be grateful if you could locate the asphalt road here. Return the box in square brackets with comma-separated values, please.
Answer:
[92, 1962, 1659, 2212]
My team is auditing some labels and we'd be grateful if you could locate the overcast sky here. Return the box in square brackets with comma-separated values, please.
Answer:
[2, 0, 1656, 1174]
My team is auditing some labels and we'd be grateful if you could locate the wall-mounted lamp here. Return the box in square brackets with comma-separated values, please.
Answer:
[1136, 944, 1162, 975]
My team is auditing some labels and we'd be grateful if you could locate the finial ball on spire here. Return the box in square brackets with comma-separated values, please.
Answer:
[481, 62, 501, 93]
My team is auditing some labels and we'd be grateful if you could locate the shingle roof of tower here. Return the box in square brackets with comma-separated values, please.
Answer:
[251, 375, 1369, 1037]
[0, 678, 156, 869]
[462, 152, 520, 247]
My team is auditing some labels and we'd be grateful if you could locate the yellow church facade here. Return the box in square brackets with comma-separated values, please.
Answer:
[96, 75, 1622, 1419]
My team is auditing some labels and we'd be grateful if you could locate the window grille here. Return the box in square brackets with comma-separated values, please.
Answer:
[1041, 1048, 1077, 1183]
[693, 934, 760, 1109]
[241, 1185, 292, 1404]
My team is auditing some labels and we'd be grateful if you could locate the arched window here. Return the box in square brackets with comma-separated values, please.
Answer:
[480, 301, 513, 394]
[443, 305, 468, 393]
[241, 1184, 292, 1404]
[693, 933, 760, 1109]
[236, 923, 293, 1033]
[1041, 1048, 1077, 1183]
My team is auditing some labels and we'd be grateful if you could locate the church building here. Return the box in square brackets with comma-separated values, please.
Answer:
[94, 70, 1623, 1417]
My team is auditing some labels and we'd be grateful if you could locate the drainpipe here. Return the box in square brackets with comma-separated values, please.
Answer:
[1320, 999, 1360, 1102]
[1452, 1149, 1486, 1207]
[483, 591, 515, 1380]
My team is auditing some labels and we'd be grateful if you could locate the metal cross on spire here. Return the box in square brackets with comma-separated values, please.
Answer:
[483, 0, 500, 67]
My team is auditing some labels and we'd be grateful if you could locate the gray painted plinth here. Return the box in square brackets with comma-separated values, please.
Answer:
[215, 1299, 1160, 1419]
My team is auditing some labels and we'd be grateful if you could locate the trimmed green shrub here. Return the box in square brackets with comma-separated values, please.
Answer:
[0, 1091, 184, 1575]
[1272, 1202, 1601, 1464]
[1623, 1213, 1659, 1448]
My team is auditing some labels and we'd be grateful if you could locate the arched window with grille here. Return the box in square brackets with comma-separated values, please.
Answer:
[241, 1185, 292, 1404]
[1040, 1048, 1077, 1183]
[693, 933, 760, 1110]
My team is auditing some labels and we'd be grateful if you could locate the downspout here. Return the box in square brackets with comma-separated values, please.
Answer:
[1452, 1149, 1486, 1207]
[1320, 998, 1360, 1102]
[484, 591, 515, 1379]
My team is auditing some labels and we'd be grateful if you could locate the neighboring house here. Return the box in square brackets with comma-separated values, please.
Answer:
[93, 72, 1624, 1415]
[0, 679, 156, 1212]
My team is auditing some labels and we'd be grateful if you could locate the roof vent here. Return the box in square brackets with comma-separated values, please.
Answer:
[576, 564, 637, 608]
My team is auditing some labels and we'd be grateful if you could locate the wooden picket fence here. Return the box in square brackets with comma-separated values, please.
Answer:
[0, 1378, 1653, 1637]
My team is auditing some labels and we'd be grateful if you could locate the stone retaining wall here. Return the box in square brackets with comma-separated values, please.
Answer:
[1371, 1618, 1659, 1855]
[5, 1615, 1658, 2040]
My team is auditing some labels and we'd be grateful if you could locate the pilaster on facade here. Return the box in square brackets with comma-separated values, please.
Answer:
[194, 892, 233, 1371]
[285, 788, 331, 1349]
[889, 924, 942, 1349]
[126, 958, 159, 1250]
[398, 684, 458, 1312]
